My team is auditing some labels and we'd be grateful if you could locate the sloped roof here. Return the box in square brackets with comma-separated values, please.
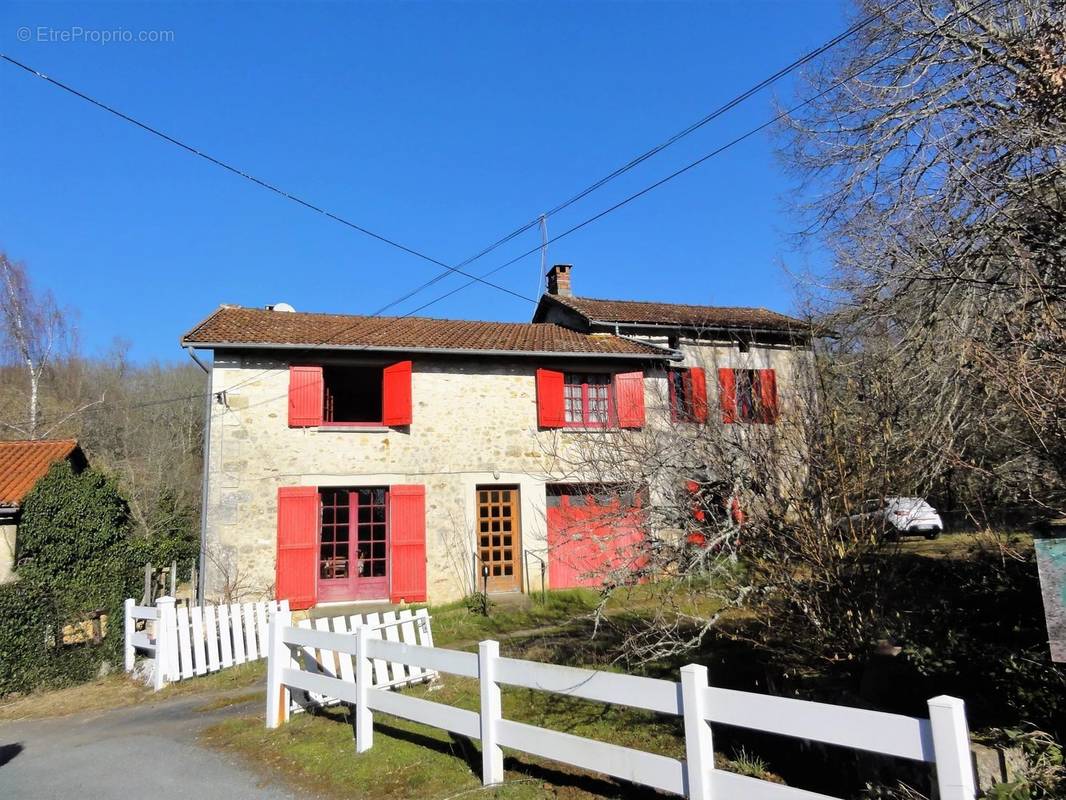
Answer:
[543, 294, 807, 331]
[181, 306, 671, 358]
[0, 439, 82, 508]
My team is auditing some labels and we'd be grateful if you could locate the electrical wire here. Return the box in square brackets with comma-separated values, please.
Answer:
[0, 52, 533, 306]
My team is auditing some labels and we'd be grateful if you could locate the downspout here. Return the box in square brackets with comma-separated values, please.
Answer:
[185, 345, 211, 605]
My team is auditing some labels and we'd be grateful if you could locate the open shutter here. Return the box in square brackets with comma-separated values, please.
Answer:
[536, 368, 565, 428]
[613, 371, 645, 428]
[383, 360, 413, 426]
[389, 485, 426, 603]
[718, 368, 737, 424]
[276, 486, 318, 610]
[288, 366, 323, 427]
[689, 367, 709, 423]
[758, 369, 778, 424]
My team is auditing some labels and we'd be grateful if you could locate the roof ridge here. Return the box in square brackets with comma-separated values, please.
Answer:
[196, 304, 606, 331]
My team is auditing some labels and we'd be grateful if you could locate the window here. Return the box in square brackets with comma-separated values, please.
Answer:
[735, 369, 760, 423]
[720, 368, 778, 424]
[323, 365, 384, 424]
[289, 361, 412, 428]
[564, 373, 612, 427]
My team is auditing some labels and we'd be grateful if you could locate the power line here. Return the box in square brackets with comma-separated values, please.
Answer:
[0, 53, 533, 307]
[5, 0, 990, 421]
[373, 0, 908, 317]
[223, 0, 998, 411]
[218, 1, 908, 395]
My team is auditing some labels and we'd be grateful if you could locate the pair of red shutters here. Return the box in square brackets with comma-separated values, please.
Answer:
[718, 368, 778, 424]
[276, 485, 426, 611]
[535, 369, 646, 428]
[288, 362, 412, 427]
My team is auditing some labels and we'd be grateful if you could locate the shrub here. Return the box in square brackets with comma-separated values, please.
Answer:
[0, 581, 59, 694]
[9, 461, 140, 683]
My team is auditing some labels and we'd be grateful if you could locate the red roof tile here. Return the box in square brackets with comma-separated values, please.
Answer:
[181, 306, 671, 358]
[548, 295, 807, 331]
[0, 439, 81, 507]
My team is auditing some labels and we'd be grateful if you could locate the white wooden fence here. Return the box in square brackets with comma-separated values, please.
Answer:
[124, 595, 287, 688]
[288, 608, 435, 711]
[266, 611, 977, 800]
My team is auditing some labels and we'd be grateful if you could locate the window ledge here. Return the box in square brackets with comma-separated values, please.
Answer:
[561, 427, 618, 433]
[316, 425, 391, 433]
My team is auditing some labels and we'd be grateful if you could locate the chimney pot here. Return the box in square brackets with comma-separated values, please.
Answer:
[546, 264, 573, 297]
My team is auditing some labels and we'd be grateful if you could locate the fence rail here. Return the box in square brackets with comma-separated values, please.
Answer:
[265, 613, 977, 800]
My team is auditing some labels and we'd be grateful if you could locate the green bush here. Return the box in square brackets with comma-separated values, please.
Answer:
[4, 461, 141, 692]
[0, 581, 59, 694]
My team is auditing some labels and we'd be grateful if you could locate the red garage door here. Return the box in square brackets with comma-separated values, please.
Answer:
[546, 485, 646, 589]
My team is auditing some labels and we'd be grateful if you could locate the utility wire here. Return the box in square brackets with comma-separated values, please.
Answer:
[3, 0, 986, 420]
[364, 0, 909, 317]
[217, 4, 906, 395]
[222, 0, 999, 411]
[0, 53, 533, 306]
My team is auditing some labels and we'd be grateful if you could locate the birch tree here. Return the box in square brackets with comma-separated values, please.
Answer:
[0, 253, 72, 439]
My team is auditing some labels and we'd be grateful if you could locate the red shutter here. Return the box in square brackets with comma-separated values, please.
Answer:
[758, 369, 778, 424]
[718, 368, 737, 424]
[276, 486, 319, 610]
[383, 360, 413, 426]
[389, 485, 426, 603]
[536, 368, 565, 428]
[288, 366, 323, 427]
[689, 367, 709, 423]
[614, 371, 645, 428]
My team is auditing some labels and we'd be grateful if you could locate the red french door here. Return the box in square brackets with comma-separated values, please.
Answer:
[318, 487, 389, 602]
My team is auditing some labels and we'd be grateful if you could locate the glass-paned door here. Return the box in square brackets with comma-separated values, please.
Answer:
[318, 487, 389, 602]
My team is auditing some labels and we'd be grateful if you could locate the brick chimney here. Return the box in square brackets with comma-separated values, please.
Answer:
[546, 264, 573, 297]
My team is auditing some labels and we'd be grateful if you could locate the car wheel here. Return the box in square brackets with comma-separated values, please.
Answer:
[883, 528, 899, 542]
[924, 529, 941, 540]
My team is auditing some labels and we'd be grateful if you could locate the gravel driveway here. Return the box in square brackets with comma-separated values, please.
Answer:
[0, 688, 302, 800]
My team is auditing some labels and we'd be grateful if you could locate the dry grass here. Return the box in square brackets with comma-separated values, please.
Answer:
[0, 660, 268, 722]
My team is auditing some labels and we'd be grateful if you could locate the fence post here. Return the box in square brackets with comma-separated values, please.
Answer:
[143, 562, 152, 604]
[123, 598, 135, 672]
[355, 625, 374, 752]
[266, 607, 292, 729]
[928, 696, 976, 800]
[155, 595, 177, 688]
[479, 640, 504, 786]
[681, 664, 714, 800]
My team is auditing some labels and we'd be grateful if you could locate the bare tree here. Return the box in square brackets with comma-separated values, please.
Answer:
[779, 0, 1065, 521]
[0, 253, 75, 439]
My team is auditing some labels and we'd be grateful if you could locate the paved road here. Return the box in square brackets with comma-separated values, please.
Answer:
[0, 688, 302, 800]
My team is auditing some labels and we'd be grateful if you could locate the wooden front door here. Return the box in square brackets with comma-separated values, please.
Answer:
[476, 486, 522, 593]
[318, 487, 390, 602]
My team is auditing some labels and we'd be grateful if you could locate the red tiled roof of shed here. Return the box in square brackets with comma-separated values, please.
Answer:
[0, 439, 82, 507]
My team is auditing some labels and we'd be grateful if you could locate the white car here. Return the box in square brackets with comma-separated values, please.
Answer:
[849, 497, 944, 540]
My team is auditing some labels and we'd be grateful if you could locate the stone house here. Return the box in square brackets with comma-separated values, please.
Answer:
[181, 265, 811, 609]
[0, 439, 88, 583]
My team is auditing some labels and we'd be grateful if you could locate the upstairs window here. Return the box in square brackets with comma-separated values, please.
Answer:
[668, 367, 708, 423]
[323, 366, 383, 424]
[564, 373, 612, 427]
[719, 368, 778, 424]
[288, 361, 412, 428]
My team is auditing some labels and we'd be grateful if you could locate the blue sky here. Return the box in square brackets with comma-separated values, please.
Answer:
[1, 1, 843, 362]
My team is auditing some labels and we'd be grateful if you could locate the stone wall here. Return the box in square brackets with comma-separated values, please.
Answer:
[202, 342, 809, 605]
